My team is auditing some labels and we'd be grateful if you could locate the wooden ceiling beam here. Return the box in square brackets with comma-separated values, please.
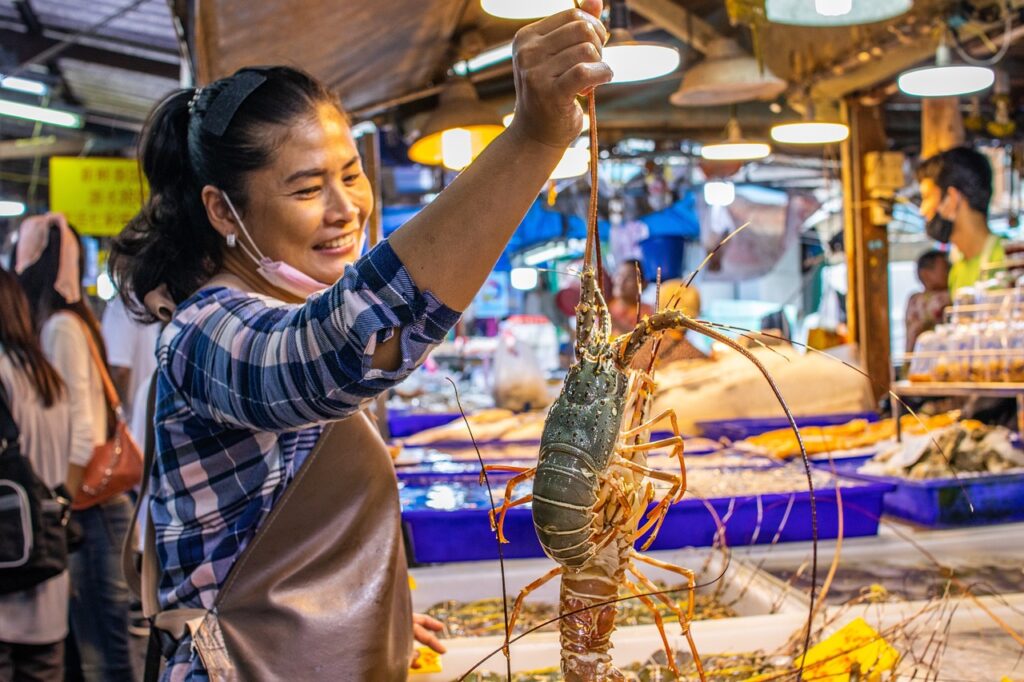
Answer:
[627, 0, 724, 54]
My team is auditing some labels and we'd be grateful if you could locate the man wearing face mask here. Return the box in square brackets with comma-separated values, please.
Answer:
[916, 146, 1005, 293]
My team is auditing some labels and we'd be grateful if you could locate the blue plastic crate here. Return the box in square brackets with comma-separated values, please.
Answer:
[400, 473, 893, 563]
[637, 477, 893, 551]
[388, 410, 460, 438]
[839, 469, 1024, 526]
[697, 412, 880, 442]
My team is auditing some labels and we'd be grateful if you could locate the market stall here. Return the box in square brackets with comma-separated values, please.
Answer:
[3, 0, 1024, 680]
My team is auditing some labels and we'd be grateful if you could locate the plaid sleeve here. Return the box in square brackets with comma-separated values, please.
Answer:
[162, 240, 461, 431]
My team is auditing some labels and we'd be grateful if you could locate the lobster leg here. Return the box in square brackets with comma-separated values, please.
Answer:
[613, 458, 682, 486]
[632, 479, 680, 551]
[623, 578, 682, 680]
[506, 565, 562, 648]
[481, 464, 533, 480]
[489, 468, 536, 544]
[631, 551, 707, 682]
[619, 437, 686, 503]
[490, 495, 533, 544]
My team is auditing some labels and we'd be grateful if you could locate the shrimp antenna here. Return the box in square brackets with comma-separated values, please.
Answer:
[447, 378, 513, 681]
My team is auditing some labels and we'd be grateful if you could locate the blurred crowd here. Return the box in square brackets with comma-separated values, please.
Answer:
[1, 213, 157, 682]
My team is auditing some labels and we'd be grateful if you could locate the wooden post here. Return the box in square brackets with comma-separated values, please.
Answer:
[921, 98, 965, 159]
[359, 125, 384, 248]
[841, 100, 891, 404]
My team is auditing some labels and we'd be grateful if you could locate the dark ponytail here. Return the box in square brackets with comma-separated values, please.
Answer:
[110, 66, 344, 320]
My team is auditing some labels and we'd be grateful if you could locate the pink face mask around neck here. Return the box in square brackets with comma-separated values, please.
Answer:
[254, 257, 330, 299]
[221, 191, 334, 300]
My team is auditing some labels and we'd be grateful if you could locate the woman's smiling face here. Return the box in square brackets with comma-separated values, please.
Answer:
[235, 103, 373, 284]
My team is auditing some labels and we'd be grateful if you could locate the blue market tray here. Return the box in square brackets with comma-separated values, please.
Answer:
[837, 468, 1024, 527]
[388, 411, 460, 438]
[400, 472, 893, 564]
[697, 412, 881, 442]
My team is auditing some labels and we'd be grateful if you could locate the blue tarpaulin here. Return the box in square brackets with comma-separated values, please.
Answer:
[641, 192, 700, 239]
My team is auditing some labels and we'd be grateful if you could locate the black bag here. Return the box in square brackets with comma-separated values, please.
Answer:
[0, 384, 71, 594]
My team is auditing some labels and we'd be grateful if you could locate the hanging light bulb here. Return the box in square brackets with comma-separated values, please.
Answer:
[481, 0, 574, 20]
[408, 77, 504, 168]
[771, 102, 849, 144]
[704, 181, 735, 207]
[701, 116, 771, 161]
[603, 0, 680, 84]
[765, 0, 912, 26]
[897, 40, 994, 98]
[440, 128, 474, 170]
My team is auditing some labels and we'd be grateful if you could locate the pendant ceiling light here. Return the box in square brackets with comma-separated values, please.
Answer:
[701, 116, 771, 161]
[897, 40, 995, 98]
[765, 0, 912, 27]
[670, 38, 786, 107]
[603, 0, 680, 84]
[771, 103, 849, 144]
[481, 0, 575, 20]
[408, 77, 504, 170]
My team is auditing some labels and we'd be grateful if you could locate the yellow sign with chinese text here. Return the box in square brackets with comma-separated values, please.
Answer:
[49, 157, 148, 237]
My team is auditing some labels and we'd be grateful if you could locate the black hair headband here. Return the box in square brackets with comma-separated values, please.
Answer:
[201, 70, 268, 137]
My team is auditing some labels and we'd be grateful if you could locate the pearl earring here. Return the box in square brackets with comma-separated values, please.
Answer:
[226, 233, 237, 248]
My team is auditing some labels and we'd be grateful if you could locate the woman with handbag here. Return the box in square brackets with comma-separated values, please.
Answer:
[106, 4, 609, 680]
[0, 266, 73, 681]
[16, 215, 137, 682]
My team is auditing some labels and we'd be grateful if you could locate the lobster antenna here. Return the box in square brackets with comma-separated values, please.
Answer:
[697, 321, 974, 510]
[618, 311, 818, 677]
[446, 378, 513, 681]
[684, 221, 753, 288]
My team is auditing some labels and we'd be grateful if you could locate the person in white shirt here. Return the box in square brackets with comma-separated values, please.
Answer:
[101, 295, 159, 425]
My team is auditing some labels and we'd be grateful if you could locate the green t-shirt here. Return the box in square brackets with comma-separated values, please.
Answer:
[948, 234, 1005, 293]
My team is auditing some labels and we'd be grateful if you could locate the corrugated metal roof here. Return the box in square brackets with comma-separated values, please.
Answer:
[29, 0, 178, 53]
[59, 57, 177, 121]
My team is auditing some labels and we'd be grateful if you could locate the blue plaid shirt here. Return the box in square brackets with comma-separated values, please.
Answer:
[152, 241, 459, 680]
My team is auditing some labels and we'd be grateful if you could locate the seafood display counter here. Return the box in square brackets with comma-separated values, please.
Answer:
[410, 526, 1024, 680]
[409, 549, 810, 681]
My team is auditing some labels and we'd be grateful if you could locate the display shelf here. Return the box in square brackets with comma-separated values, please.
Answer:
[891, 380, 1024, 399]
[889, 380, 1024, 439]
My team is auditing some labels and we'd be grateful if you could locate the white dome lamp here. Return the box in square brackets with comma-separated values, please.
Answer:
[602, 0, 681, 84]
[897, 38, 995, 98]
[480, 0, 575, 20]
[771, 100, 850, 145]
[765, 0, 913, 27]
[701, 116, 771, 161]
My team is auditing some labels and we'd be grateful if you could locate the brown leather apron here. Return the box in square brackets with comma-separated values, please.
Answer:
[126, 411, 412, 681]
